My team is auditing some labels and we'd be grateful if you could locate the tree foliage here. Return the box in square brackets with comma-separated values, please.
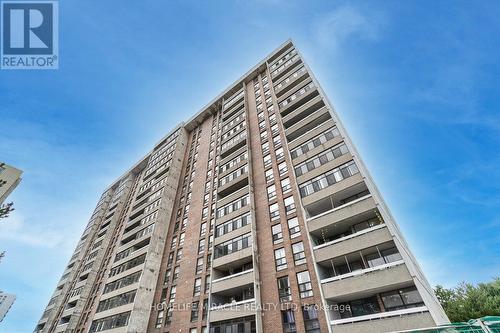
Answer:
[435, 278, 500, 322]
[0, 202, 14, 219]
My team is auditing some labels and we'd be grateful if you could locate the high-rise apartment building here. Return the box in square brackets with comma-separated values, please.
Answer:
[0, 162, 22, 204]
[0, 291, 16, 322]
[34, 40, 448, 333]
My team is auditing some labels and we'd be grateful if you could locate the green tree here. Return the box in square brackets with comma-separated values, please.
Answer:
[0, 202, 14, 218]
[0, 171, 15, 218]
[435, 278, 500, 322]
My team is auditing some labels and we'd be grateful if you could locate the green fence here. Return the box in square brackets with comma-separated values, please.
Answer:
[393, 317, 500, 333]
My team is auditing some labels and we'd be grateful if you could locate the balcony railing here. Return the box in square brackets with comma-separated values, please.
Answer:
[321, 259, 404, 284]
[330, 306, 428, 325]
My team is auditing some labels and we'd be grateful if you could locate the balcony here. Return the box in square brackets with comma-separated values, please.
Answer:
[307, 193, 376, 233]
[61, 306, 76, 319]
[285, 106, 332, 142]
[274, 65, 309, 98]
[302, 171, 365, 207]
[212, 269, 254, 294]
[213, 245, 253, 270]
[321, 261, 411, 300]
[218, 171, 249, 198]
[92, 302, 135, 321]
[279, 81, 318, 117]
[54, 322, 69, 333]
[329, 308, 433, 333]
[288, 119, 335, 151]
[282, 95, 325, 130]
[222, 113, 246, 136]
[223, 89, 244, 112]
[326, 283, 433, 332]
[296, 153, 353, 185]
[271, 54, 302, 82]
[214, 223, 252, 245]
[221, 132, 247, 158]
[220, 145, 247, 167]
[222, 98, 245, 122]
[210, 284, 256, 322]
[314, 226, 392, 262]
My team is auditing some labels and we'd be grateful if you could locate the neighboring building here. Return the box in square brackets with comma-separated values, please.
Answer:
[0, 291, 16, 322]
[0, 163, 22, 204]
[34, 40, 449, 333]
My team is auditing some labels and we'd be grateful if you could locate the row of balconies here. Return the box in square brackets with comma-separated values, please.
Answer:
[222, 94, 245, 123]
[272, 76, 434, 332]
[270, 50, 302, 82]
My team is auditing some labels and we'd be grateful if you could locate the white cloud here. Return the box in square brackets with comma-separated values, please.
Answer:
[313, 5, 384, 50]
[0, 212, 66, 248]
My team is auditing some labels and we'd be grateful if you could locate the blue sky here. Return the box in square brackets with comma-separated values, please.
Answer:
[1, 1, 499, 332]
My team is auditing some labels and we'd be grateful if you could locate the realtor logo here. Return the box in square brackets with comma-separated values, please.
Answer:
[1, 0, 58, 69]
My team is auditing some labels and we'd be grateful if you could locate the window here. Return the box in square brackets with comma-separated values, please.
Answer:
[298, 161, 359, 197]
[295, 143, 349, 176]
[217, 195, 249, 218]
[169, 286, 176, 304]
[190, 329, 197, 333]
[259, 118, 267, 129]
[89, 312, 131, 332]
[193, 278, 202, 297]
[200, 222, 207, 237]
[290, 126, 341, 159]
[205, 275, 211, 293]
[302, 305, 321, 333]
[278, 276, 292, 302]
[260, 131, 268, 142]
[179, 232, 185, 247]
[381, 247, 403, 263]
[262, 141, 270, 154]
[271, 224, 283, 244]
[167, 252, 174, 267]
[381, 287, 424, 311]
[214, 233, 252, 258]
[275, 147, 284, 160]
[273, 135, 282, 148]
[269, 113, 276, 124]
[176, 248, 183, 261]
[281, 178, 291, 193]
[278, 162, 288, 176]
[267, 185, 277, 200]
[109, 254, 146, 277]
[96, 290, 136, 313]
[196, 258, 203, 274]
[269, 203, 280, 221]
[278, 82, 315, 109]
[173, 266, 180, 281]
[215, 213, 251, 237]
[275, 248, 287, 271]
[155, 310, 164, 328]
[282, 309, 297, 333]
[198, 239, 205, 254]
[297, 271, 313, 298]
[191, 301, 199, 321]
[166, 306, 173, 323]
[103, 271, 141, 294]
[287, 217, 300, 238]
[163, 270, 171, 285]
[171, 236, 177, 249]
[292, 242, 306, 266]
[264, 154, 272, 168]
[265, 169, 274, 182]
[271, 124, 279, 135]
[284, 197, 296, 215]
